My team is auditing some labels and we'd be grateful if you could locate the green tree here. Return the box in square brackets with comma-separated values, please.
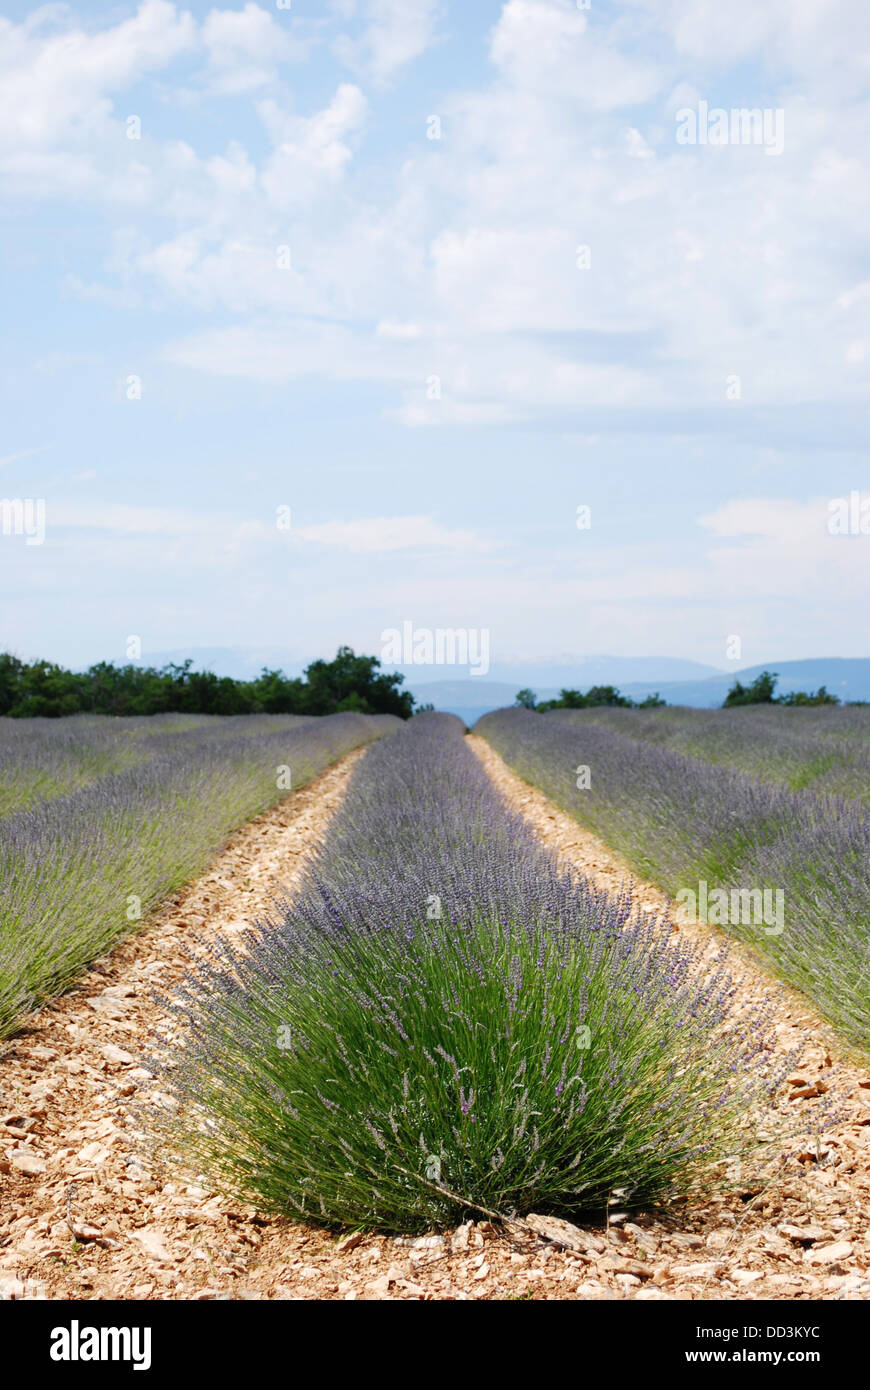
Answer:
[0, 646, 415, 719]
[538, 685, 635, 711]
[302, 646, 414, 717]
[584, 684, 633, 708]
[778, 685, 840, 707]
[249, 668, 307, 714]
[0, 653, 24, 716]
[723, 670, 779, 707]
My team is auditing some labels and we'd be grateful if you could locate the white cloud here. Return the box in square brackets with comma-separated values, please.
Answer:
[202, 3, 309, 93]
[163, 320, 417, 382]
[3, 0, 870, 433]
[489, 0, 662, 110]
[0, 1, 196, 153]
[696, 497, 870, 603]
[355, 494, 870, 658]
[376, 318, 425, 339]
[389, 399, 521, 427]
[624, 0, 869, 87]
[837, 281, 870, 311]
[626, 127, 655, 159]
[296, 515, 491, 553]
[51, 502, 221, 535]
[259, 83, 368, 204]
[0, 444, 52, 469]
[334, 0, 441, 86]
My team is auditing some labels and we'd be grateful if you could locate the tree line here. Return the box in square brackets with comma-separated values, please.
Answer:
[514, 670, 842, 712]
[0, 647, 415, 719]
[514, 685, 666, 711]
[722, 671, 839, 707]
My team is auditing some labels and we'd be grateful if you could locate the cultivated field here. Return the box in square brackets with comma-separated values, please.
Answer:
[477, 706, 870, 1053]
[0, 712, 397, 1038]
[544, 704, 870, 801]
[1, 706, 868, 1302]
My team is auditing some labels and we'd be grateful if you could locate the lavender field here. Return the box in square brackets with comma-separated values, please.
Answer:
[0, 712, 396, 1038]
[0, 706, 857, 1236]
[0, 712, 320, 817]
[150, 714, 789, 1230]
[476, 707, 870, 1053]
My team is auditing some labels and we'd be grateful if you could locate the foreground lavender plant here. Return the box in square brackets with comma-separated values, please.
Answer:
[148, 715, 790, 1232]
[477, 707, 870, 1053]
[0, 711, 396, 1036]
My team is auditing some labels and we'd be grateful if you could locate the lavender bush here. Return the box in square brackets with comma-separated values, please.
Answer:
[0, 711, 395, 1037]
[477, 707, 870, 1052]
[150, 715, 789, 1232]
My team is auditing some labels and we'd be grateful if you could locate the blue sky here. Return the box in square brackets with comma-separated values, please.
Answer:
[1, 0, 868, 676]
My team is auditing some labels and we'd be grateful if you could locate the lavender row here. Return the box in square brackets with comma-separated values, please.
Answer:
[150, 714, 791, 1231]
[476, 707, 870, 1051]
[0, 712, 396, 1037]
[551, 704, 870, 803]
[0, 712, 316, 817]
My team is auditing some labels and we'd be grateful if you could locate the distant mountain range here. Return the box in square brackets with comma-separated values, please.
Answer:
[411, 659, 870, 723]
[141, 649, 724, 687]
[136, 647, 870, 719]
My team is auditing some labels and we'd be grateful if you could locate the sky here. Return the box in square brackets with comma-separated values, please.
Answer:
[0, 0, 868, 678]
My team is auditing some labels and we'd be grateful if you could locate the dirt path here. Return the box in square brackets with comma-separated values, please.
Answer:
[0, 751, 371, 1302]
[2, 739, 869, 1303]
